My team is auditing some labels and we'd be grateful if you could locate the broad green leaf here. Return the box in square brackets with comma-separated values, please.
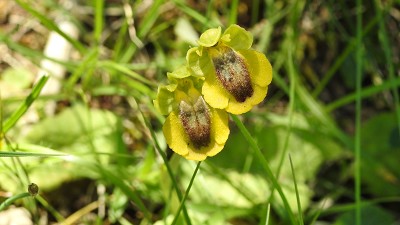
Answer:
[203, 112, 342, 214]
[0, 104, 125, 191]
[24, 104, 121, 155]
[360, 112, 400, 197]
[333, 205, 395, 225]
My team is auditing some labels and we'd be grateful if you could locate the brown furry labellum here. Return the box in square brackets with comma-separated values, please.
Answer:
[179, 96, 211, 149]
[212, 48, 253, 102]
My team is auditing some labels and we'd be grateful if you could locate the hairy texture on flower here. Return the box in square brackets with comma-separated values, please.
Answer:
[163, 97, 229, 161]
[154, 69, 230, 161]
[187, 24, 273, 114]
[211, 46, 253, 102]
[179, 97, 211, 149]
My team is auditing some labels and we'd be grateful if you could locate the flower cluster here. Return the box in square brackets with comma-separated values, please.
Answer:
[154, 25, 272, 161]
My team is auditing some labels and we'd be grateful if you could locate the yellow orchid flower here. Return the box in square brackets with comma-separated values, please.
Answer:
[187, 25, 273, 114]
[154, 67, 230, 161]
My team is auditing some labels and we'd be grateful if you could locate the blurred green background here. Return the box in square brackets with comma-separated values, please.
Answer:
[0, 0, 399, 224]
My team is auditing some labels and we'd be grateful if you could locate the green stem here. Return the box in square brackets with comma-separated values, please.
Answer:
[171, 161, 201, 225]
[137, 101, 192, 225]
[231, 115, 296, 224]
[355, 0, 363, 224]
[0, 192, 31, 211]
[289, 155, 303, 225]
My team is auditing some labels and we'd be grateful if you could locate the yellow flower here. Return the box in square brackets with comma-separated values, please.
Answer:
[154, 67, 230, 161]
[187, 25, 273, 114]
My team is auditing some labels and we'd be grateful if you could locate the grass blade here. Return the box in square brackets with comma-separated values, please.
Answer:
[15, 0, 85, 54]
[289, 155, 304, 225]
[354, 0, 363, 224]
[0, 152, 65, 157]
[94, 0, 104, 44]
[326, 77, 400, 111]
[2, 75, 49, 133]
[229, 0, 239, 25]
[374, 0, 400, 136]
[131, 97, 193, 225]
[231, 115, 296, 225]
[171, 161, 201, 225]
[312, 16, 379, 97]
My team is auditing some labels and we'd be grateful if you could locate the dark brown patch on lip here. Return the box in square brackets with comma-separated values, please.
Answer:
[179, 97, 211, 149]
[212, 48, 253, 102]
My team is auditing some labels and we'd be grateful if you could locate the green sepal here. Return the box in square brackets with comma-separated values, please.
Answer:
[167, 66, 191, 79]
[154, 85, 177, 115]
[186, 47, 214, 77]
[197, 27, 221, 47]
[222, 24, 253, 50]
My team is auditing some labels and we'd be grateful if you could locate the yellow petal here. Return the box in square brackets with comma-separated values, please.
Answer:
[185, 140, 220, 160]
[238, 50, 272, 87]
[202, 71, 230, 109]
[226, 85, 268, 114]
[211, 108, 230, 145]
[185, 150, 208, 161]
[225, 100, 253, 114]
[162, 112, 190, 156]
[205, 143, 225, 157]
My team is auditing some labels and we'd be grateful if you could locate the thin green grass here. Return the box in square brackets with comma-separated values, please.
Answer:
[15, 0, 85, 54]
[0, 152, 65, 157]
[373, 0, 400, 136]
[250, 0, 260, 26]
[35, 195, 65, 222]
[266, 49, 296, 218]
[131, 96, 192, 225]
[308, 199, 327, 225]
[171, 162, 201, 225]
[94, 163, 152, 221]
[354, 0, 363, 224]
[2, 76, 49, 133]
[326, 77, 400, 112]
[65, 48, 98, 90]
[1, 1, 399, 224]
[0, 33, 75, 70]
[312, 15, 380, 98]
[137, 0, 164, 39]
[173, 0, 221, 28]
[94, 0, 104, 45]
[265, 203, 271, 225]
[231, 115, 296, 225]
[229, 0, 239, 25]
[289, 155, 304, 225]
[321, 197, 400, 216]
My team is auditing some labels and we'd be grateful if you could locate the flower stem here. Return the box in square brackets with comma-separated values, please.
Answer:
[231, 114, 296, 224]
[0, 192, 31, 211]
[171, 161, 201, 225]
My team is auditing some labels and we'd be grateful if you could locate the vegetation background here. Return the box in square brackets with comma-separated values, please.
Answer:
[0, 0, 399, 224]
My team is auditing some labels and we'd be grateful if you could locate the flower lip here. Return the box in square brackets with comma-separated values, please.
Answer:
[179, 96, 211, 149]
[211, 46, 253, 102]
